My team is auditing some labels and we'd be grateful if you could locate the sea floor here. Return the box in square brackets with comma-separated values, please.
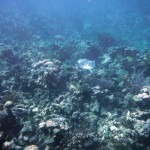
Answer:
[1, 35, 150, 149]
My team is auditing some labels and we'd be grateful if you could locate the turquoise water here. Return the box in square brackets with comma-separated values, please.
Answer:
[1, 0, 150, 50]
[1, 1, 150, 149]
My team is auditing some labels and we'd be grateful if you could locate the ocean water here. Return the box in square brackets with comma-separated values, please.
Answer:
[0, 0, 150, 49]
[1, 0, 150, 150]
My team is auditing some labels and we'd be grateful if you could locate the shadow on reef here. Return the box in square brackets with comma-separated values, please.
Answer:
[0, 100, 23, 150]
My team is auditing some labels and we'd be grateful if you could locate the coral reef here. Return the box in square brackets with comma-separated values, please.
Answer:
[1, 41, 150, 149]
[1, 1, 150, 149]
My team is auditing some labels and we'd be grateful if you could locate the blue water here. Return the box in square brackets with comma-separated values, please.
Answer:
[1, 1, 150, 149]
[1, 0, 150, 50]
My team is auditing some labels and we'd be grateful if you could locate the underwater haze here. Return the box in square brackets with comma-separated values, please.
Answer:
[1, 0, 150, 150]
[1, 0, 150, 49]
